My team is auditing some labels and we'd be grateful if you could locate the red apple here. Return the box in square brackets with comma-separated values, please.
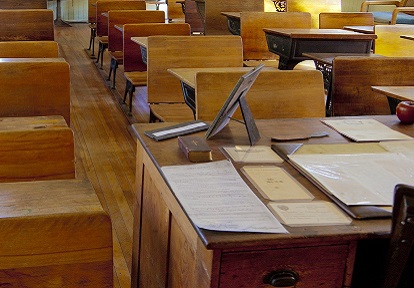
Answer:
[396, 101, 414, 124]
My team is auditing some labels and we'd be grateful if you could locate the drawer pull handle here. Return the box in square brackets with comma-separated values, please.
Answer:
[264, 270, 299, 287]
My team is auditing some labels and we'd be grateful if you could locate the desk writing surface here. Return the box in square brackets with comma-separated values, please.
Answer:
[263, 28, 377, 40]
[131, 115, 413, 247]
[343, 25, 374, 34]
[167, 67, 271, 89]
[372, 86, 414, 102]
[302, 52, 380, 65]
[131, 36, 147, 47]
[220, 11, 240, 19]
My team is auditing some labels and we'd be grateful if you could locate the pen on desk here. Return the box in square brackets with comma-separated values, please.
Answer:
[271, 132, 329, 142]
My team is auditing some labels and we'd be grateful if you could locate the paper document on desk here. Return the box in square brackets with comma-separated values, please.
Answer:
[161, 160, 288, 233]
[289, 152, 414, 206]
[321, 118, 412, 142]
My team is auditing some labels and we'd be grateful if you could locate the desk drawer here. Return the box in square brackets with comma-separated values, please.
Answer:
[219, 244, 349, 287]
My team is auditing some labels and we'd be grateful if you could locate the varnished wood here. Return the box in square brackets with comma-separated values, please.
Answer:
[263, 28, 378, 40]
[0, 58, 70, 125]
[240, 12, 311, 61]
[131, 115, 410, 287]
[123, 23, 191, 72]
[108, 10, 165, 52]
[0, 0, 47, 9]
[147, 35, 243, 103]
[374, 24, 414, 56]
[0, 9, 54, 41]
[0, 115, 74, 181]
[95, 0, 146, 36]
[55, 23, 141, 287]
[372, 85, 414, 101]
[203, 0, 264, 35]
[0, 179, 113, 287]
[194, 70, 326, 120]
[331, 57, 414, 115]
[319, 12, 374, 29]
[0, 41, 59, 57]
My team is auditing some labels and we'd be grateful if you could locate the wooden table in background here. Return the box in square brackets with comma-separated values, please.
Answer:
[263, 28, 377, 70]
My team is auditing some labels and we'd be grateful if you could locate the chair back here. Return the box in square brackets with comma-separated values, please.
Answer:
[319, 12, 374, 28]
[0, 0, 47, 9]
[147, 35, 243, 103]
[203, 0, 263, 35]
[331, 57, 414, 116]
[375, 24, 414, 56]
[0, 59, 70, 125]
[196, 70, 325, 120]
[240, 12, 311, 61]
[0, 41, 59, 57]
[108, 10, 165, 52]
[123, 23, 191, 72]
[380, 184, 414, 288]
[0, 9, 54, 41]
[96, 0, 146, 36]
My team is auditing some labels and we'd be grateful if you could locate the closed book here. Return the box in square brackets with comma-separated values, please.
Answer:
[178, 136, 212, 163]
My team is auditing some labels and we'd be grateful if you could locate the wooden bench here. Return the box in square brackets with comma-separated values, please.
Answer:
[0, 179, 112, 287]
[0, 9, 54, 41]
[95, 0, 146, 68]
[331, 57, 414, 116]
[200, 0, 263, 35]
[122, 23, 191, 113]
[195, 69, 326, 120]
[0, 115, 74, 181]
[107, 10, 165, 89]
[0, 41, 59, 57]
[146, 35, 243, 121]
[319, 12, 374, 29]
[0, 0, 47, 9]
[0, 58, 70, 125]
[239, 12, 311, 63]
[374, 24, 414, 56]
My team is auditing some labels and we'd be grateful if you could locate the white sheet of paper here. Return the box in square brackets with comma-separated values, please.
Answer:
[241, 166, 313, 201]
[222, 145, 283, 163]
[321, 118, 412, 142]
[161, 160, 287, 233]
[289, 153, 414, 206]
[268, 201, 352, 226]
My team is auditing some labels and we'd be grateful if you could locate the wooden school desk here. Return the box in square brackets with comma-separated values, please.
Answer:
[263, 28, 377, 69]
[221, 12, 241, 35]
[130, 115, 412, 288]
[302, 52, 382, 115]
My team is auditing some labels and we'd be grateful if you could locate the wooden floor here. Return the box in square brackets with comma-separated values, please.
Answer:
[55, 23, 145, 288]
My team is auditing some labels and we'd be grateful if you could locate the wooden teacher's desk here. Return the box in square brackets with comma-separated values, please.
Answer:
[130, 115, 412, 288]
[263, 28, 376, 70]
